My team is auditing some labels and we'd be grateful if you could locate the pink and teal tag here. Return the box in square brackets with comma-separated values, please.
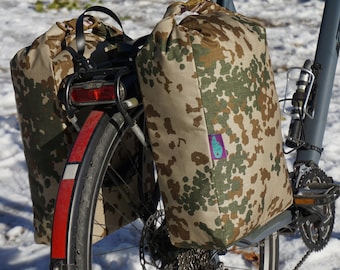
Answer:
[208, 134, 227, 160]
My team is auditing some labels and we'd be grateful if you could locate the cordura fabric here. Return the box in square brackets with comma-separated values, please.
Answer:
[136, 0, 293, 249]
[10, 7, 148, 244]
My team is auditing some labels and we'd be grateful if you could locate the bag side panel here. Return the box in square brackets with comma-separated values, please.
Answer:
[137, 16, 227, 248]
[10, 23, 74, 244]
[184, 9, 292, 246]
[138, 0, 294, 249]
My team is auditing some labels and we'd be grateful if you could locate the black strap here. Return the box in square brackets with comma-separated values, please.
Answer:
[65, 46, 94, 71]
[76, 6, 124, 57]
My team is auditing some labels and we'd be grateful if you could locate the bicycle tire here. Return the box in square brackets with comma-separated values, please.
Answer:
[63, 107, 280, 270]
[65, 107, 157, 269]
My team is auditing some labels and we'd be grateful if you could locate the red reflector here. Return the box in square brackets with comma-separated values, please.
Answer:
[71, 84, 116, 105]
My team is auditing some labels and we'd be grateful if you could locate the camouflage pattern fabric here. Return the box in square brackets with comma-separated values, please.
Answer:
[136, 0, 293, 249]
[10, 15, 134, 244]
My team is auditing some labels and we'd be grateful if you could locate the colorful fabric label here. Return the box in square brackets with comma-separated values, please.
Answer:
[208, 134, 227, 160]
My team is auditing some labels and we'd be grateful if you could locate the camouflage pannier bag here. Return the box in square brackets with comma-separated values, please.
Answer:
[10, 6, 149, 244]
[136, 0, 293, 249]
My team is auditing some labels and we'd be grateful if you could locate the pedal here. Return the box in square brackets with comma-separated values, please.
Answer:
[294, 182, 340, 206]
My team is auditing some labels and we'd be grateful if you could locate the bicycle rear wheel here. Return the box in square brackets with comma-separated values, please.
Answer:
[65, 106, 159, 269]
[64, 106, 280, 270]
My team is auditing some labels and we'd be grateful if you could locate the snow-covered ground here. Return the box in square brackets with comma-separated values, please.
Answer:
[0, 0, 339, 269]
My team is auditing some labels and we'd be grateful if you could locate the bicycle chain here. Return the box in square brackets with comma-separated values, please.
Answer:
[175, 248, 216, 270]
[293, 249, 313, 270]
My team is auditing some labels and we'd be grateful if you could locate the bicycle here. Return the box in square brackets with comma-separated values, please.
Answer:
[49, 0, 340, 269]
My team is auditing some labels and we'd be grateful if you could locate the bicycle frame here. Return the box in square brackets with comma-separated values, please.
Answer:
[296, 0, 340, 164]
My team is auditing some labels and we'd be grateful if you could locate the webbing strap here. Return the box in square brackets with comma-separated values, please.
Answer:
[75, 6, 124, 57]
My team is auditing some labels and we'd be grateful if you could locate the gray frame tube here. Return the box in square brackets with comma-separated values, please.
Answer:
[215, 0, 236, 12]
[296, 0, 340, 164]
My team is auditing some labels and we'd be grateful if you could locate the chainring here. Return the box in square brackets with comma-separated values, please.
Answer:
[297, 166, 335, 251]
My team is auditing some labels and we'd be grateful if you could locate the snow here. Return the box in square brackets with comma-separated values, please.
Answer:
[0, 0, 339, 269]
